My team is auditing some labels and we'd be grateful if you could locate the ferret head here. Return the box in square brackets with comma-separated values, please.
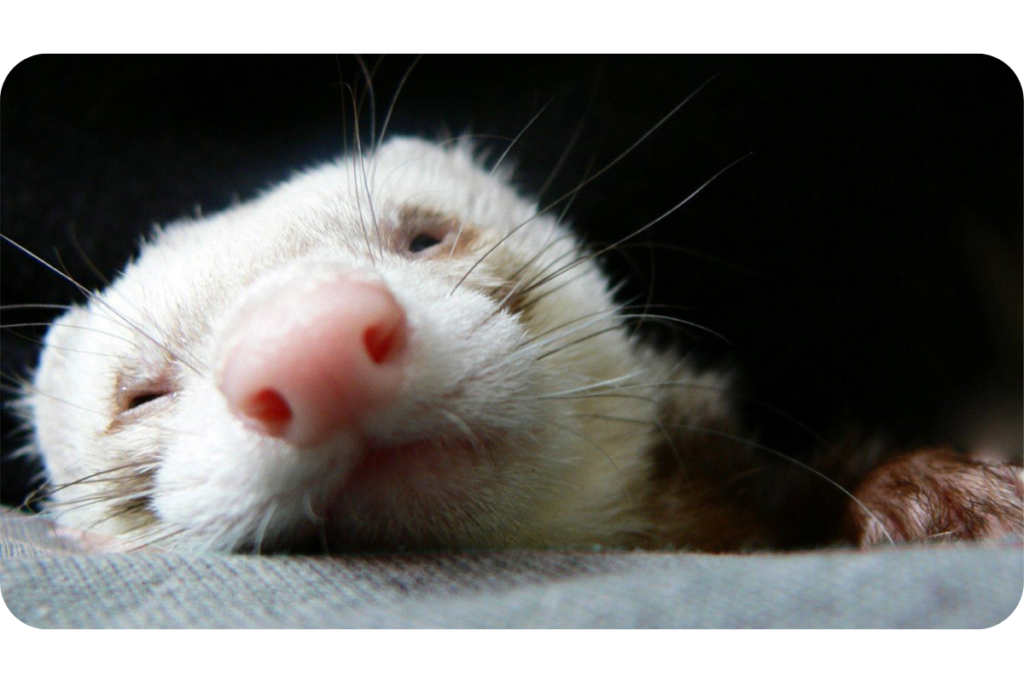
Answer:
[29, 138, 669, 552]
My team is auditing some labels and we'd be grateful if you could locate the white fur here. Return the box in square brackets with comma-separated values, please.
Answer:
[30, 137, 730, 552]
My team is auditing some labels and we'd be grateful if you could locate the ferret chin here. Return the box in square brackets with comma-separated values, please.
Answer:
[21, 136, 1024, 554]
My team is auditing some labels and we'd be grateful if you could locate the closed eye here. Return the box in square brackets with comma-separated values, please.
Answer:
[117, 375, 176, 416]
[110, 385, 175, 429]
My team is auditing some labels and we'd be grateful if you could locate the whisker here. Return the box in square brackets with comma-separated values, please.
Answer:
[354, 55, 382, 157]
[0, 303, 77, 314]
[667, 423, 896, 548]
[437, 408, 484, 454]
[600, 241, 758, 278]
[46, 489, 152, 517]
[1, 234, 203, 377]
[512, 298, 640, 344]
[489, 241, 582, 315]
[333, 55, 350, 163]
[376, 55, 422, 161]
[2, 326, 134, 360]
[501, 304, 707, 374]
[5, 371, 201, 439]
[516, 153, 753, 302]
[553, 406, 893, 547]
[1, 301, 167, 347]
[21, 463, 144, 509]
[44, 464, 151, 493]
[67, 222, 111, 287]
[447, 99, 554, 263]
[557, 155, 597, 226]
[1, 322, 146, 349]
[1, 371, 108, 419]
[571, 410, 683, 469]
[535, 69, 601, 202]
[533, 416, 635, 509]
[450, 75, 719, 294]
[345, 83, 382, 264]
[525, 369, 648, 401]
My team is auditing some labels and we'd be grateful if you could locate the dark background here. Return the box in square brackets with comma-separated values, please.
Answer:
[2, 55, 1021, 507]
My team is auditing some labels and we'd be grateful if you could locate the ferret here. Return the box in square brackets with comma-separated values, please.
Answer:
[11, 134, 1023, 554]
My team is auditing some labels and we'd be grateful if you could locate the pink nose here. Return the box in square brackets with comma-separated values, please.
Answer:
[218, 276, 407, 447]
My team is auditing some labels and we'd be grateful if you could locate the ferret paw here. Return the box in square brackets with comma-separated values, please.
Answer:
[843, 449, 1023, 548]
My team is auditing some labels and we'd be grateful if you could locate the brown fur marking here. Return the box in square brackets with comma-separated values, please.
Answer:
[844, 449, 1024, 546]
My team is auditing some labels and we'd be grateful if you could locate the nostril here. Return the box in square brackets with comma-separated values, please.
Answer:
[219, 273, 409, 446]
[240, 388, 293, 436]
[363, 322, 401, 365]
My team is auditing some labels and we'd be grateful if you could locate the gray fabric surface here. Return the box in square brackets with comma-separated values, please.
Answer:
[1, 508, 1021, 628]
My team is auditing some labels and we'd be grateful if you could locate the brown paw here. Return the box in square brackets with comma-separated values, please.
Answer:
[843, 449, 1023, 547]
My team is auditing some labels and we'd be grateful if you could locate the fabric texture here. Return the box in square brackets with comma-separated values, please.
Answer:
[1, 508, 1021, 628]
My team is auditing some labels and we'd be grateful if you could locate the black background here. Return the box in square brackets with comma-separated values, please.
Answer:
[2, 55, 1021, 507]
